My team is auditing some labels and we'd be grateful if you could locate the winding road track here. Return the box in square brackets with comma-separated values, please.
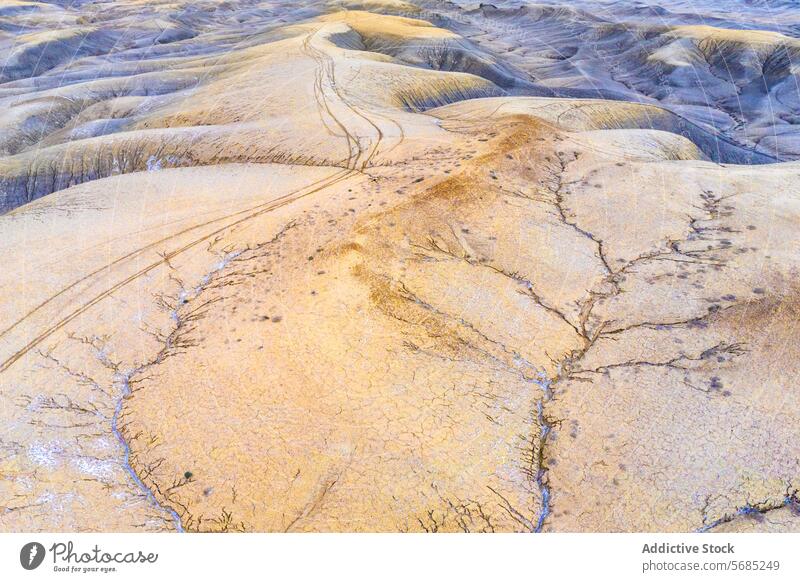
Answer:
[0, 167, 356, 374]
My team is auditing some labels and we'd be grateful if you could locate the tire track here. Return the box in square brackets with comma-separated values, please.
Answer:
[0, 169, 348, 343]
[0, 168, 355, 374]
[302, 32, 359, 169]
[303, 27, 399, 169]
[358, 102, 405, 159]
[2, 26, 399, 373]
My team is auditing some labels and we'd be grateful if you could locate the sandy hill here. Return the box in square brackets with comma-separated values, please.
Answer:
[0, 1, 798, 533]
[425, 0, 800, 160]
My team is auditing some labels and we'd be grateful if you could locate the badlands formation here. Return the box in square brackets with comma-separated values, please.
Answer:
[0, 0, 799, 532]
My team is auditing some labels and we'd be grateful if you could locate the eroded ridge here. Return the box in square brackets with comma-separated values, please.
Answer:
[1, 1, 799, 533]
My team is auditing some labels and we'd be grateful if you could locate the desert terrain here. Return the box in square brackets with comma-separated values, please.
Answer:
[0, 0, 799, 532]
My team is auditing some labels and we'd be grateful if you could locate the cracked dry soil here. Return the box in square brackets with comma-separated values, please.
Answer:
[1, 5, 799, 533]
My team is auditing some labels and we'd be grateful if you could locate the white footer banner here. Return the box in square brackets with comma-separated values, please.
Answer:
[1, 533, 798, 581]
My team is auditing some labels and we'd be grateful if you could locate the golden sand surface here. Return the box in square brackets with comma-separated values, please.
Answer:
[1, 2, 798, 532]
